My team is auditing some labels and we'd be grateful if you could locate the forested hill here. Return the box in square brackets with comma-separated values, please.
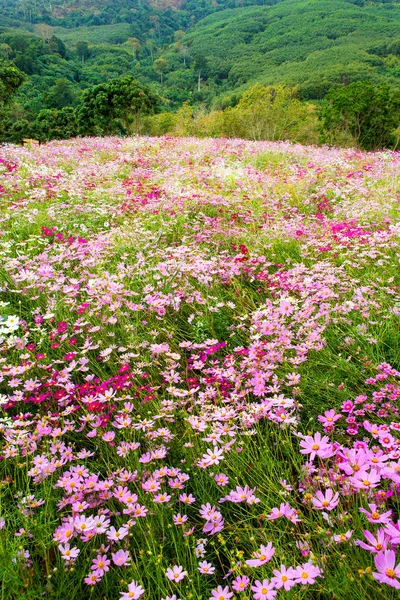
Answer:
[0, 1, 275, 30]
[0, 0, 399, 143]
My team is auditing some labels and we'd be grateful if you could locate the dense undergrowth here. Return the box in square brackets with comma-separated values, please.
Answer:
[0, 136, 400, 600]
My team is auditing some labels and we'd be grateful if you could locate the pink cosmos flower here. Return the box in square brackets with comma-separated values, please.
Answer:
[359, 504, 392, 524]
[318, 409, 341, 431]
[173, 513, 188, 526]
[355, 529, 389, 553]
[91, 554, 110, 576]
[202, 447, 224, 466]
[106, 525, 129, 541]
[222, 485, 258, 504]
[312, 488, 340, 511]
[84, 573, 101, 586]
[383, 522, 400, 545]
[112, 549, 130, 566]
[209, 585, 233, 600]
[166, 565, 187, 582]
[332, 530, 353, 544]
[215, 474, 229, 486]
[267, 503, 291, 520]
[232, 575, 250, 592]
[299, 432, 334, 461]
[153, 493, 172, 503]
[198, 560, 215, 574]
[74, 515, 96, 535]
[179, 493, 196, 504]
[251, 579, 277, 600]
[372, 550, 400, 589]
[349, 468, 381, 489]
[294, 562, 323, 585]
[246, 542, 275, 567]
[271, 565, 296, 591]
[58, 543, 80, 562]
[120, 580, 145, 599]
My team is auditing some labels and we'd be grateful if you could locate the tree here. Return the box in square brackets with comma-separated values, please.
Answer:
[0, 44, 12, 60]
[45, 79, 77, 110]
[48, 35, 67, 59]
[193, 56, 208, 92]
[0, 61, 25, 107]
[127, 37, 141, 62]
[320, 82, 400, 150]
[76, 42, 90, 65]
[33, 107, 78, 142]
[223, 84, 317, 143]
[145, 39, 156, 62]
[153, 57, 169, 84]
[75, 75, 159, 136]
[34, 23, 54, 44]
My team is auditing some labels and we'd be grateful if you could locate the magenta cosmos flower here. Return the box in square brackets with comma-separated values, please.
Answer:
[372, 550, 400, 589]
[166, 565, 187, 582]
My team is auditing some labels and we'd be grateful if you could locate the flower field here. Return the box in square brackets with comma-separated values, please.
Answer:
[0, 136, 400, 600]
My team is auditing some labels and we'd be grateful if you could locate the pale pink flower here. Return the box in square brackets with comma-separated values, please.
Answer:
[166, 565, 187, 582]
[246, 542, 275, 567]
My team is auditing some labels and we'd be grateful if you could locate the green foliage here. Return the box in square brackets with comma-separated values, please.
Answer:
[34, 106, 78, 141]
[75, 74, 159, 136]
[0, 60, 25, 106]
[185, 0, 400, 99]
[222, 84, 319, 143]
[45, 78, 78, 109]
[146, 85, 320, 144]
[320, 81, 400, 149]
[0, 0, 399, 147]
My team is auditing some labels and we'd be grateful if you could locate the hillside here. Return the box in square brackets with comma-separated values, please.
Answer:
[181, 0, 400, 99]
[0, 0, 399, 143]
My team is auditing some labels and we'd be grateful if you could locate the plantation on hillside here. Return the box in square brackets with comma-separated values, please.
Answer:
[0, 0, 399, 143]
[1, 136, 400, 599]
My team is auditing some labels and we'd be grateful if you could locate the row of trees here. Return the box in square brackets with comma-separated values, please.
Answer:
[1, 63, 398, 150]
[0, 71, 159, 142]
[144, 82, 400, 150]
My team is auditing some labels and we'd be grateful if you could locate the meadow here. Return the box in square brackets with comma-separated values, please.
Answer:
[0, 136, 400, 600]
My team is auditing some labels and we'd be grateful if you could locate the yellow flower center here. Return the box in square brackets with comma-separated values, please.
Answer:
[386, 569, 396, 578]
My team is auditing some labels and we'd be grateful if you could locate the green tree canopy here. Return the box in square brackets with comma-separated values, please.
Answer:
[75, 74, 159, 136]
[320, 81, 400, 149]
[0, 61, 25, 107]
